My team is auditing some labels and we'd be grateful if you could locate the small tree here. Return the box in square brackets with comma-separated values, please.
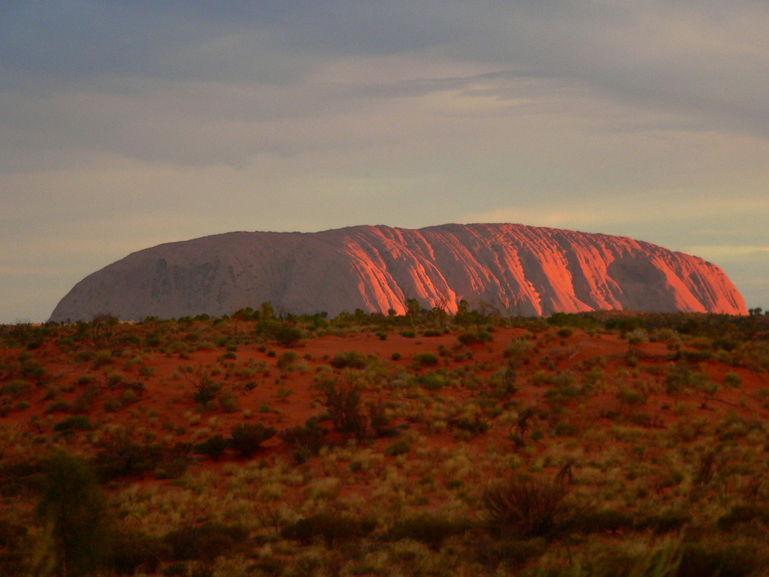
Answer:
[321, 379, 367, 439]
[37, 452, 109, 576]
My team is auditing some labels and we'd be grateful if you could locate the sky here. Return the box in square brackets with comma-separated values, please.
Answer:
[1, 0, 768, 322]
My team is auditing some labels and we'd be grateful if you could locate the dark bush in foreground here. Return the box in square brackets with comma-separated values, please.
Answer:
[96, 438, 190, 480]
[165, 523, 248, 564]
[483, 477, 569, 538]
[109, 531, 169, 575]
[229, 423, 276, 457]
[282, 512, 375, 545]
[474, 536, 546, 570]
[678, 541, 759, 577]
[387, 514, 472, 548]
[195, 435, 229, 460]
[38, 452, 109, 577]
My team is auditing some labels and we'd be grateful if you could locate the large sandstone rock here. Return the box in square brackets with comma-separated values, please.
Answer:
[49, 223, 747, 321]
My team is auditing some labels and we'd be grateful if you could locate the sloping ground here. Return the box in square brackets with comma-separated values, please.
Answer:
[50, 223, 746, 321]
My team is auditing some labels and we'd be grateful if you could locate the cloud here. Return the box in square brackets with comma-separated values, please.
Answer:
[684, 245, 769, 259]
[1, 0, 768, 319]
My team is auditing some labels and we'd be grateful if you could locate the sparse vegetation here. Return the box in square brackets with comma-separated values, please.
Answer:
[0, 309, 768, 575]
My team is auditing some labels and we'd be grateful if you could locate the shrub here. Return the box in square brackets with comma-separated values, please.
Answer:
[280, 418, 326, 463]
[717, 504, 769, 531]
[617, 387, 646, 407]
[458, 329, 493, 346]
[95, 438, 166, 480]
[277, 351, 299, 371]
[109, 531, 169, 575]
[483, 477, 569, 538]
[0, 379, 31, 399]
[413, 353, 439, 367]
[54, 415, 93, 433]
[229, 423, 276, 457]
[0, 519, 27, 574]
[272, 325, 302, 347]
[384, 438, 410, 457]
[636, 509, 690, 534]
[281, 512, 374, 545]
[566, 508, 634, 534]
[92, 350, 113, 369]
[504, 339, 534, 367]
[417, 371, 449, 390]
[450, 415, 489, 436]
[37, 453, 109, 577]
[321, 379, 367, 438]
[165, 523, 247, 564]
[724, 372, 743, 388]
[195, 435, 229, 460]
[330, 351, 368, 369]
[474, 536, 546, 570]
[194, 376, 220, 406]
[387, 514, 471, 548]
[678, 541, 758, 577]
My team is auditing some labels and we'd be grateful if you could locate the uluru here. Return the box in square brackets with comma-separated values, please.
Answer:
[49, 223, 746, 321]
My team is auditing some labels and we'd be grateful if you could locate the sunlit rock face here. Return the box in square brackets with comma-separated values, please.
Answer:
[49, 223, 747, 321]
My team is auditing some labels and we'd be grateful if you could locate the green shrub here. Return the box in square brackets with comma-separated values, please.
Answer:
[95, 438, 167, 480]
[272, 325, 302, 347]
[195, 435, 229, 460]
[280, 418, 326, 463]
[417, 371, 449, 390]
[384, 438, 410, 457]
[387, 514, 471, 548]
[635, 509, 690, 534]
[474, 536, 546, 570]
[458, 329, 493, 346]
[321, 379, 367, 438]
[229, 423, 276, 457]
[38, 453, 109, 577]
[277, 351, 299, 371]
[165, 523, 247, 564]
[92, 350, 113, 368]
[193, 376, 220, 405]
[0, 379, 31, 399]
[109, 531, 169, 575]
[281, 512, 374, 545]
[717, 505, 769, 531]
[724, 372, 743, 388]
[54, 415, 93, 433]
[450, 415, 489, 436]
[0, 519, 27, 574]
[566, 508, 634, 534]
[330, 351, 368, 369]
[678, 541, 759, 577]
[413, 353, 439, 367]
